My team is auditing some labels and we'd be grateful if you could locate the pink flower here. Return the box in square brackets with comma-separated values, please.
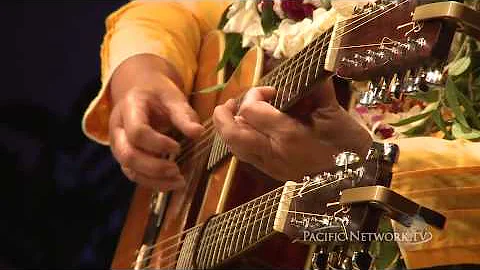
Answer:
[281, 1, 315, 21]
[375, 125, 395, 139]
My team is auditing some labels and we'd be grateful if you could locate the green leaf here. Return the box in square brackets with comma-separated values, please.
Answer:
[217, 4, 231, 29]
[448, 56, 471, 76]
[196, 83, 226, 94]
[401, 117, 431, 136]
[452, 121, 480, 140]
[261, 2, 280, 34]
[445, 78, 471, 129]
[389, 111, 433, 127]
[432, 108, 453, 140]
[411, 89, 440, 103]
[456, 87, 480, 129]
[216, 33, 244, 71]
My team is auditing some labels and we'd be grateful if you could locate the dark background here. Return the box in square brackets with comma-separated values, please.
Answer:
[0, 1, 135, 268]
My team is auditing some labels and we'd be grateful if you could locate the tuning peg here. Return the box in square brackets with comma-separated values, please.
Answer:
[375, 77, 392, 104]
[425, 68, 443, 84]
[335, 151, 360, 168]
[352, 251, 373, 270]
[389, 73, 402, 100]
[359, 89, 375, 107]
[311, 248, 328, 270]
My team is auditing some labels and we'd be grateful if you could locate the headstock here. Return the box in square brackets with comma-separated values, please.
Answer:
[275, 144, 398, 242]
[273, 142, 446, 269]
[327, 0, 458, 106]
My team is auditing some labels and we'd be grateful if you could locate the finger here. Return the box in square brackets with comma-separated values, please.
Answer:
[111, 126, 182, 180]
[240, 86, 276, 106]
[121, 166, 185, 190]
[158, 84, 205, 139]
[212, 99, 237, 135]
[121, 95, 180, 156]
[213, 100, 270, 165]
[238, 98, 297, 134]
[310, 77, 340, 109]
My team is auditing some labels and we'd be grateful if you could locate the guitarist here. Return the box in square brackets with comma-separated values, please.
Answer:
[82, 1, 480, 269]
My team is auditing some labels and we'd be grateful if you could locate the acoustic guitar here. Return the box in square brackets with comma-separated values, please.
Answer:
[111, 1, 479, 269]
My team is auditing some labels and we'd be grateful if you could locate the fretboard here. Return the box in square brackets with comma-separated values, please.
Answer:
[207, 28, 333, 170]
[184, 185, 285, 269]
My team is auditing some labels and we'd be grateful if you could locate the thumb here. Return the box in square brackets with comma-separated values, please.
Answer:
[311, 77, 340, 109]
[165, 99, 205, 139]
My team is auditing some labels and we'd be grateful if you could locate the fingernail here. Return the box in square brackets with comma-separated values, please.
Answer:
[164, 167, 179, 178]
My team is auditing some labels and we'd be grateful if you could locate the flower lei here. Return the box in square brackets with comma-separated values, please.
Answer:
[218, 0, 480, 143]
[218, 0, 333, 68]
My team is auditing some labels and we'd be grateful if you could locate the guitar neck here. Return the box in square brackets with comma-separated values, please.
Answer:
[206, 28, 334, 169]
[175, 185, 286, 269]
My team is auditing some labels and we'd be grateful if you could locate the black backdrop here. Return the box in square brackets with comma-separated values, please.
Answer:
[0, 1, 135, 268]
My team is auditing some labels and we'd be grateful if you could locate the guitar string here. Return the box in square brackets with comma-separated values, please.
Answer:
[174, 36, 398, 165]
[141, 0, 408, 257]
[142, 175, 351, 267]
[140, 179, 319, 259]
[148, 177, 352, 269]
[173, 0, 407, 165]
[134, 1, 409, 267]
[174, 0, 405, 156]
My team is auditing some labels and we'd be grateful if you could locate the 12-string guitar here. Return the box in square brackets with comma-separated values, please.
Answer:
[111, 1, 480, 269]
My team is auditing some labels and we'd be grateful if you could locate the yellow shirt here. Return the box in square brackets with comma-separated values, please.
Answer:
[82, 1, 480, 268]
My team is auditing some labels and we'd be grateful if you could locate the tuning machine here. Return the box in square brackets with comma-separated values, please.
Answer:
[358, 77, 390, 107]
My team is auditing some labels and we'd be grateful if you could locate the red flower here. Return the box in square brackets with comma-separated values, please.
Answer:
[281, 1, 315, 21]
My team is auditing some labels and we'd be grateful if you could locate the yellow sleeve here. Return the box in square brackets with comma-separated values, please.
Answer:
[82, 0, 230, 145]
[389, 137, 480, 268]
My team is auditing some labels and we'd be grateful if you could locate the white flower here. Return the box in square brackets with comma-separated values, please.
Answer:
[267, 8, 337, 59]
[273, 0, 285, 19]
[261, 33, 279, 53]
[223, 0, 265, 48]
[303, 0, 325, 8]
[242, 19, 265, 47]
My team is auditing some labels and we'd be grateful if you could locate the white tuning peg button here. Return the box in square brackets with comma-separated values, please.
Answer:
[335, 151, 360, 167]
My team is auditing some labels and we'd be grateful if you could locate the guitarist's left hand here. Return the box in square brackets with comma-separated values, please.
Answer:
[213, 78, 373, 181]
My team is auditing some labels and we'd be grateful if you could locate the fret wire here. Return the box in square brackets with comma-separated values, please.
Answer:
[273, 65, 284, 107]
[227, 204, 243, 257]
[265, 190, 282, 235]
[278, 52, 302, 109]
[241, 196, 260, 250]
[240, 201, 253, 250]
[215, 209, 234, 265]
[232, 202, 250, 256]
[236, 200, 254, 253]
[195, 188, 286, 265]
[315, 30, 330, 79]
[304, 35, 323, 97]
[256, 192, 269, 241]
[196, 225, 207, 268]
[284, 64, 296, 106]
[250, 193, 265, 244]
[242, 195, 259, 248]
[279, 67, 292, 109]
[295, 34, 323, 96]
[201, 218, 217, 268]
[220, 208, 236, 262]
[209, 214, 225, 267]
[286, 36, 318, 103]
[210, 215, 227, 268]
[293, 49, 309, 98]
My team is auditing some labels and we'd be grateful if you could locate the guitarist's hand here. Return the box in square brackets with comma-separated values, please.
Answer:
[213, 78, 372, 181]
[108, 54, 205, 189]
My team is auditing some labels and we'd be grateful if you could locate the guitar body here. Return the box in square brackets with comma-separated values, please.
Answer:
[112, 29, 319, 269]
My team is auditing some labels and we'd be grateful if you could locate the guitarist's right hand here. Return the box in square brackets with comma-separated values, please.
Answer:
[108, 54, 205, 190]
